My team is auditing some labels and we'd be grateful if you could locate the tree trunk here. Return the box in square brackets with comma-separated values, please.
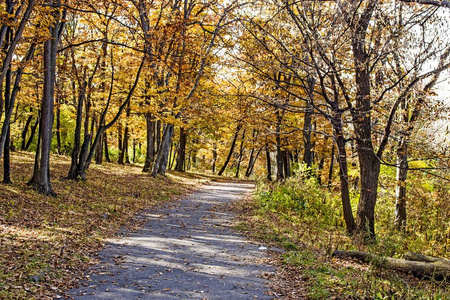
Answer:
[124, 125, 130, 164]
[394, 138, 408, 230]
[175, 127, 187, 172]
[25, 113, 39, 150]
[66, 81, 86, 180]
[151, 123, 174, 177]
[212, 142, 217, 173]
[235, 129, 246, 178]
[303, 76, 315, 170]
[95, 118, 103, 164]
[156, 119, 161, 154]
[3, 65, 12, 183]
[118, 123, 124, 164]
[328, 144, 335, 188]
[143, 113, 155, 172]
[29, 14, 62, 196]
[333, 250, 450, 280]
[21, 111, 33, 150]
[104, 130, 111, 162]
[266, 143, 272, 181]
[350, 1, 378, 239]
[355, 149, 380, 239]
[332, 114, 356, 233]
[283, 150, 291, 178]
[218, 124, 242, 176]
[245, 147, 262, 177]
[55, 95, 61, 154]
[3, 127, 11, 184]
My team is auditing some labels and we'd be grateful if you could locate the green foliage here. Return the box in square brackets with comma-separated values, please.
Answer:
[246, 167, 450, 299]
[257, 174, 341, 228]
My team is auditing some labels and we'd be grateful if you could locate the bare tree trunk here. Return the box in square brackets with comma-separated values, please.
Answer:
[118, 123, 124, 164]
[175, 127, 187, 172]
[212, 142, 217, 173]
[266, 143, 272, 181]
[156, 120, 161, 155]
[151, 123, 174, 176]
[124, 125, 130, 164]
[303, 76, 315, 170]
[55, 95, 61, 154]
[21, 110, 34, 150]
[3, 64, 12, 183]
[283, 150, 291, 178]
[29, 11, 63, 196]
[332, 114, 356, 233]
[143, 113, 155, 172]
[245, 147, 262, 177]
[95, 118, 104, 164]
[25, 113, 39, 150]
[66, 81, 86, 180]
[328, 144, 335, 188]
[3, 127, 11, 183]
[395, 138, 408, 230]
[218, 124, 242, 176]
[235, 129, 246, 178]
[104, 130, 111, 162]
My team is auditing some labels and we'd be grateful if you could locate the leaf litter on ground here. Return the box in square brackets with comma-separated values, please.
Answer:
[0, 151, 212, 299]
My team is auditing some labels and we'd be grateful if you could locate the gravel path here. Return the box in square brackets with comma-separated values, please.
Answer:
[68, 182, 274, 299]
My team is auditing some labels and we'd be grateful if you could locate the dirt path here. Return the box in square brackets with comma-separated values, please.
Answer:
[68, 182, 274, 299]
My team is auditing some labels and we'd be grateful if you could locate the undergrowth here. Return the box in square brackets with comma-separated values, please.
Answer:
[237, 167, 450, 299]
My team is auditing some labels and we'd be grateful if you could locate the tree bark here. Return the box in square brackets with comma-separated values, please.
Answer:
[333, 250, 450, 279]
[29, 11, 63, 196]
[66, 80, 86, 180]
[3, 64, 12, 183]
[25, 113, 39, 150]
[328, 144, 335, 188]
[218, 124, 242, 176]
[104, 130, 111, 162]
[151, 123, 174, 176]
[266, 143, 272, 181]
[175, 127, 187, 172]
[350, 1, 379, 239]
[212, 142, 217, 173]
[55, 95, 61, 154]
[118, 123, 124, 164]
[303, 76, 314, 170]
[332, 114, 356, 233]
[245, 147, 262, 177]
[21, 111, 34, 150]
[143, 113, 155, 172]
[235, 129, 246, 178]
[394, 138, 408, 230]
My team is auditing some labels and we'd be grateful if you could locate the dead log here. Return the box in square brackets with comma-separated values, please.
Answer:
[332, 250, 450, 280]
[404, 251, 450, 266]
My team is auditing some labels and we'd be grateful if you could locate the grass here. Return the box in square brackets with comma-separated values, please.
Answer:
[0, 151, 212, 299]
[232, 170, 450, 299]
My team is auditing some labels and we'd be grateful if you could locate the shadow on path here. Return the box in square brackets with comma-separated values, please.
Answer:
[68, 182, 274, 299]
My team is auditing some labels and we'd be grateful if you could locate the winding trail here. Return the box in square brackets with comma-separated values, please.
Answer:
[68, 182, 274, 299]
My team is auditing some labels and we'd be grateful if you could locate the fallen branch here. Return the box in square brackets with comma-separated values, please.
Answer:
[404, 251, 450, 266]
[332, 250, 450, 280]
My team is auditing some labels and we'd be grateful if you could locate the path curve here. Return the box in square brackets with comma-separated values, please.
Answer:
[68, 182, 274, 299]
